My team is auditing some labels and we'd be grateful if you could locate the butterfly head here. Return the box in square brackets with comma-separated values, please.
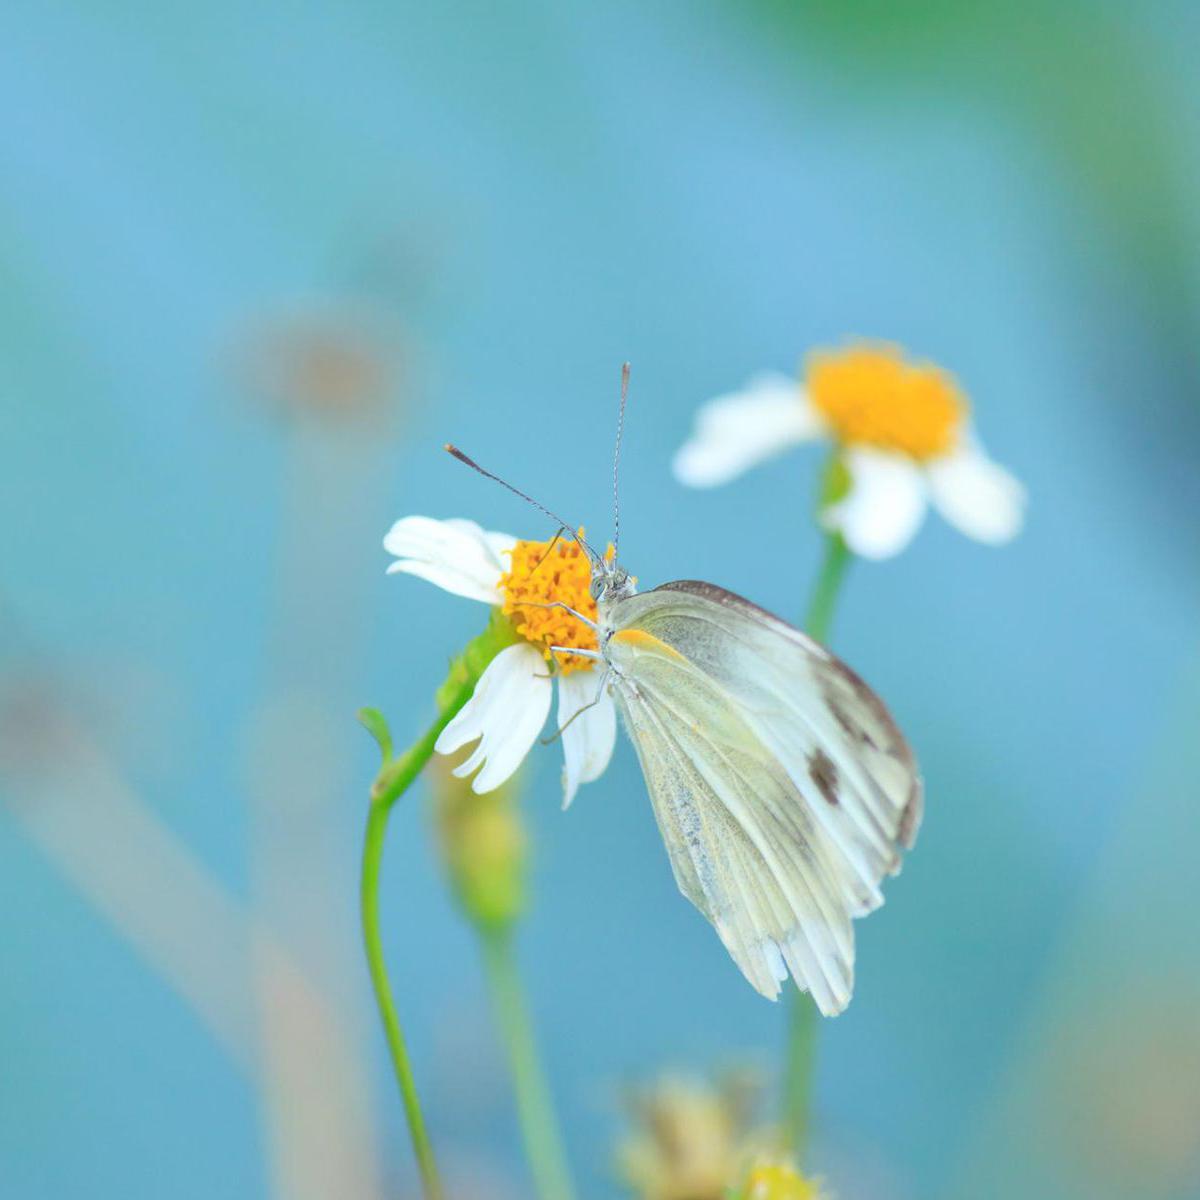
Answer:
[589, 557, 636, 605]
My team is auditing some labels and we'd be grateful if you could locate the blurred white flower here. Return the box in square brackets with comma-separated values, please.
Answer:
[385, 516, 616, 803]
[674, 343, 1025, 560]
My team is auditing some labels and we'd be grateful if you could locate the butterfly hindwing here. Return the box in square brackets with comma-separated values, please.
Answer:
[602, 580, 922, 1014]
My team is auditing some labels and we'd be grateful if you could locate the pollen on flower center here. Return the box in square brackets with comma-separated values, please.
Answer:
[499, 531, 600, 674]
[807, 343, 966, 460]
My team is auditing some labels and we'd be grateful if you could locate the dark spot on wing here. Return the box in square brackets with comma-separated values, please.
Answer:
[897, 779, 923, 849]
[820, 658, 914, 769]
[827, 697, 856, 738]
[808, 748, 839, 807]
[654, 577, 925, 856]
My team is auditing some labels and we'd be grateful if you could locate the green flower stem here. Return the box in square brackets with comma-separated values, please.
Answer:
[783, 530, 853, 1159]
[802, 531, 851, 646]
[361, 800, 443, 1200]
[359, 655, 485, 1200]
[783, 993, 819, 1160]
[480, 927, 576, 1200]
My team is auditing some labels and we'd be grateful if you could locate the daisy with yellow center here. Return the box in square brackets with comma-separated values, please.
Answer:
[673, 342, 1025, 559]
[384, 516, 616, 804]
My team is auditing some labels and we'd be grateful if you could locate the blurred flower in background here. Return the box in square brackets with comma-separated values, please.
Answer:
[227, 262, 422, 1199]
[673, 343, 1025, 559]
[234, 302, 406, 427]
[617, 1071, 767, 1200]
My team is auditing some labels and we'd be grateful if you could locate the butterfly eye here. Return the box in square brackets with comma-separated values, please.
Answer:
[589, 575, 604, 600]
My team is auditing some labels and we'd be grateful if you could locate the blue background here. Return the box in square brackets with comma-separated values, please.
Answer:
[2, 4, 1199, 1198]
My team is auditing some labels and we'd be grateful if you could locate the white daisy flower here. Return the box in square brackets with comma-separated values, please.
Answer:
[384, 516, 617, 805]
[673, 343, 1026, 560]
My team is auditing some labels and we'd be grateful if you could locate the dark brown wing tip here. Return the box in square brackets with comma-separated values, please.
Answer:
[897, 776, 924, 850]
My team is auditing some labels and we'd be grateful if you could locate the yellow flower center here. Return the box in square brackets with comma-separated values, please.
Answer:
[807, 342, 966, 460]
[744, 1164, 819, 1200]
[499, 531, 600, 675]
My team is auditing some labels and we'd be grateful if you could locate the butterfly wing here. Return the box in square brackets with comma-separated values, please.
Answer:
[603, 580, 921, 1015]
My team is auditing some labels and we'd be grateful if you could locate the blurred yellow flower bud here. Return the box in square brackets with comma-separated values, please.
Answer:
[431, 749, 526, 932]
[617, 1071, 768, 1200]
[741, 1162, 822, 1200]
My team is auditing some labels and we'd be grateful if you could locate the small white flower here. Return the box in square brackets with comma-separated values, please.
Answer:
[673, 344, 1026, 560]
[384, 516, 617, 803]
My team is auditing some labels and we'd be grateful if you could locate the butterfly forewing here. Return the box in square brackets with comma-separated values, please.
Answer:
[617, 664, 858, 1012]
[601, 580, 922, 1015]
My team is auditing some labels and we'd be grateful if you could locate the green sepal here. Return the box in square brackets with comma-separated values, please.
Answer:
[434, 767, 527, 934]
[357, 706, 394, 765]
[435, 609, 521, 714]
[817, 451, 852, 510]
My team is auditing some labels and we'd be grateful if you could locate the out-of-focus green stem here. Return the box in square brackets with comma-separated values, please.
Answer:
[358, 673, 476, 1200]
[783, 529, 853, 1158]
[803, 532, 850, 645]
[480, 927, 576, 1200]
[783, 993, 820, 1160]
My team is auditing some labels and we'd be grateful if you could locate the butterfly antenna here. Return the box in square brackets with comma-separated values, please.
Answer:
[444, 444, 600, 563]
[531, 527, 567, 573]
[612, 361, 630, 560]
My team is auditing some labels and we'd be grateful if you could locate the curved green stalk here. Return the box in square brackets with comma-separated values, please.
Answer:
[783, 530, 852, 1158]
[361, 801, 442, 1200]
[358, 672, 477, 1200]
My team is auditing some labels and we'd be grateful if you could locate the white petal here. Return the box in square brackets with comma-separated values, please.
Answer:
[556, 670, 617, 809]
[823, 449, 928, 560]
[482, 529, 519, 560]
[672, 372, 825, 487]
[435, 642, 551, 793]
[383, 515, 515, 604]
[926, 443, 1026, 545]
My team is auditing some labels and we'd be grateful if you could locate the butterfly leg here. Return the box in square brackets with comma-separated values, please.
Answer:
[518, 600, 598, 630]
[548, 646, 602, 662]
[540, 662, 611, 745]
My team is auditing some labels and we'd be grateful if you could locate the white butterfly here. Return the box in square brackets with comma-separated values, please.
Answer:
[583, 565, 920, 1015]
[447, 370, 922, 1015]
